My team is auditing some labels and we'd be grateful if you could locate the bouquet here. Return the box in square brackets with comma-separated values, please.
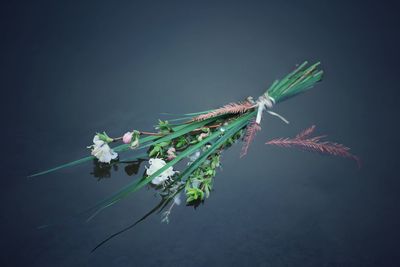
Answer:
[31, 61, 359, 249]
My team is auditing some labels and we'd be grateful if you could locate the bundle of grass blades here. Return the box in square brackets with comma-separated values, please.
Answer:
[30, 61, 324, 216]
[267, 61, 323, 103]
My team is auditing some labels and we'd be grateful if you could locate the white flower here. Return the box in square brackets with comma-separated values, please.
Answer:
[146, 158, 176, 185]
[88, 135, 118, 163]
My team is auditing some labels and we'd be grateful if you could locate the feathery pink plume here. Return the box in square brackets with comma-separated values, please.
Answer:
[266, 125, 360, 167]
[295, 125, 316, 139]
[192, 101, 255, 121]
[240, 119, 261, 158]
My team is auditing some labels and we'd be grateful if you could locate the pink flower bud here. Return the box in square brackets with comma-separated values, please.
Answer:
[166, 147, 176, 160]
[198, 132, 209, 141]
[122, 132, 133, 144]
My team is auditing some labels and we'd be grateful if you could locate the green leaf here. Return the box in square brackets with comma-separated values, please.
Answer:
[148, 147, 158, 157]
[28, 156, 94, 178]
[175, 137, 187, 148]
[204, 186, 210, 198]
[158, 141, 170, 147]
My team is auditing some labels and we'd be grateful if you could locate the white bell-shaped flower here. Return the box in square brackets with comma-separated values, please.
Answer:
[88, 135, 118, 163]
[146, 158, 176, 185]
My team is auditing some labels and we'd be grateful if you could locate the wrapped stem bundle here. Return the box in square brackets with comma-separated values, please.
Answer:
[30, 61, 357, 219]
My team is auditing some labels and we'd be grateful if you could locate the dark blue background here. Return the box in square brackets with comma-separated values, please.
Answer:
[1, 1, 399, 266]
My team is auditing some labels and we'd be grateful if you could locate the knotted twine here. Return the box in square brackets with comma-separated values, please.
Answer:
[254, 92, 289, 125]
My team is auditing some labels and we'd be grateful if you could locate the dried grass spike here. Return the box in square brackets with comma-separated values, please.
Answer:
[295, 125, 315, 140]
[193, 101, 254, 121]
[240, 119, 261, 157]
[266, 126, 360, 167]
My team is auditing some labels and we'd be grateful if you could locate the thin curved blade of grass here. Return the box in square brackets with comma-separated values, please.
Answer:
[157, 109, 219, 123]
[160, 109, 215, 117]
[91, 198, 166, 252]
[92, 184, 186, 252]
[28, 156, 95, 178]
[164, 117, 195, 122]
[182, 109, 216, 116]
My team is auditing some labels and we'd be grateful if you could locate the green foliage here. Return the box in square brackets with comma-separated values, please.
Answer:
[185, 154, 219, 203]
[267, 61, 323, 103]
[88, 125, 226, 215]
[156, 120, 173, 134]
[148, 141, 171, 157]
[182, 115, 252, 204]
[88, 111, 256, 216]
[210, 153, 220, 169]
[186, 187, 204, 202]
[223, 129, 244, 148]
[189, 139, 199, 145]
[175, 136, 188, 149]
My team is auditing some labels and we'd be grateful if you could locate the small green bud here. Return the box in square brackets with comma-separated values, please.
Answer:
[130, 130, 140, 149]
[97, 132, 114, 143]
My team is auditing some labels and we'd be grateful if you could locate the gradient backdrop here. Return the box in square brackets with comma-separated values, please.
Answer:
[1, 1, 399, 266]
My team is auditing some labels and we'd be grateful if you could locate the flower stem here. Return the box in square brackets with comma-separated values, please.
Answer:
[112, 123, 225, 142]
